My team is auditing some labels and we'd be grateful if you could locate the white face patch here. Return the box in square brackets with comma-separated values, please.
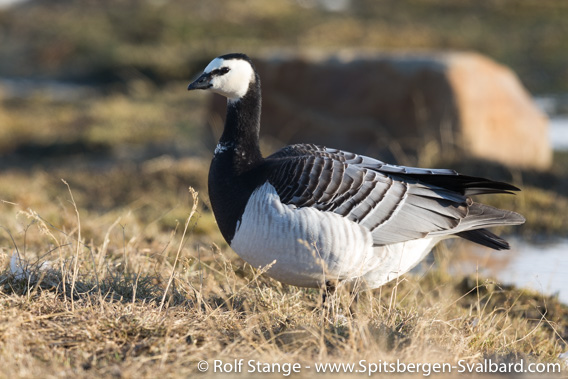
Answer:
[202, 57, 255, 100]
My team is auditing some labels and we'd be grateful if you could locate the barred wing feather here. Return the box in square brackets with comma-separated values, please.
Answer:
[264, 144, 525, 248]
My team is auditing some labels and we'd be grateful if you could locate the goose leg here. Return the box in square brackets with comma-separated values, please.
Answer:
[322, 279, 338, 306]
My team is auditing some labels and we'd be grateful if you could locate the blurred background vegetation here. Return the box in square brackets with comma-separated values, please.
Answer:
[1, 0, 567, 93]
[1, 0, 567, 245]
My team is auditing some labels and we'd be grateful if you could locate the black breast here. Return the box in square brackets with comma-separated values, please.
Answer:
[208, 153, 267, 244]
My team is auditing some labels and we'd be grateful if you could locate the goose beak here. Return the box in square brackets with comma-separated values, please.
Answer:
[187, 73, 212, 91]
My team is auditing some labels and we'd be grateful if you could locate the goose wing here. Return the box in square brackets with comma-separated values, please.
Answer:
[263, 144, 524, 248]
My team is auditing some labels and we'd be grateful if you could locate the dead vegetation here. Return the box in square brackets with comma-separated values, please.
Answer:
[0, 179, 566, 378]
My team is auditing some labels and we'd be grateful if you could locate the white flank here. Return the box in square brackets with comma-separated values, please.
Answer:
[360, 237, 439, 289]
[230, 182, 438, 289]
[203, 57, 255, 100]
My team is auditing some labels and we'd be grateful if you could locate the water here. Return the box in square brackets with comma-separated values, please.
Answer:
[451, 240, 568, 304]
[0, 0, 27, 8]
[500, 241, 568, 302]
[0, 77, 95, 101]
[550, 117, 568, 151]
[535, 95, 568, 151]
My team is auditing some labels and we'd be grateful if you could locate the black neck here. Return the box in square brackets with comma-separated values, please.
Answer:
[208, 74, 266, 243]
[218, 76, 263, 171]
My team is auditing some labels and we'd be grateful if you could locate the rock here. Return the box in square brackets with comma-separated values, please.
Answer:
[208, 50, 551, 169]
[445, 53, 551, 169]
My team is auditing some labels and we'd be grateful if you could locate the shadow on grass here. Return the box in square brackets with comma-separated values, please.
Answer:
[0, 260, 188, 307]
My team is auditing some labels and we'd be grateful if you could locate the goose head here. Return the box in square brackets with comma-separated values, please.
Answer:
[187, 53, 257, 101]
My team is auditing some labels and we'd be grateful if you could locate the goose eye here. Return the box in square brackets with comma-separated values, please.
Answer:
[219, 67, 230, 74]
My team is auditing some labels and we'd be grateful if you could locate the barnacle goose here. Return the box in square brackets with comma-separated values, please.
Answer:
[187, 53, 525, 291]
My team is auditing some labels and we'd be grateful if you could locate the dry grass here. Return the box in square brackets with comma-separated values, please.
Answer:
[1, 179, 566, 378]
